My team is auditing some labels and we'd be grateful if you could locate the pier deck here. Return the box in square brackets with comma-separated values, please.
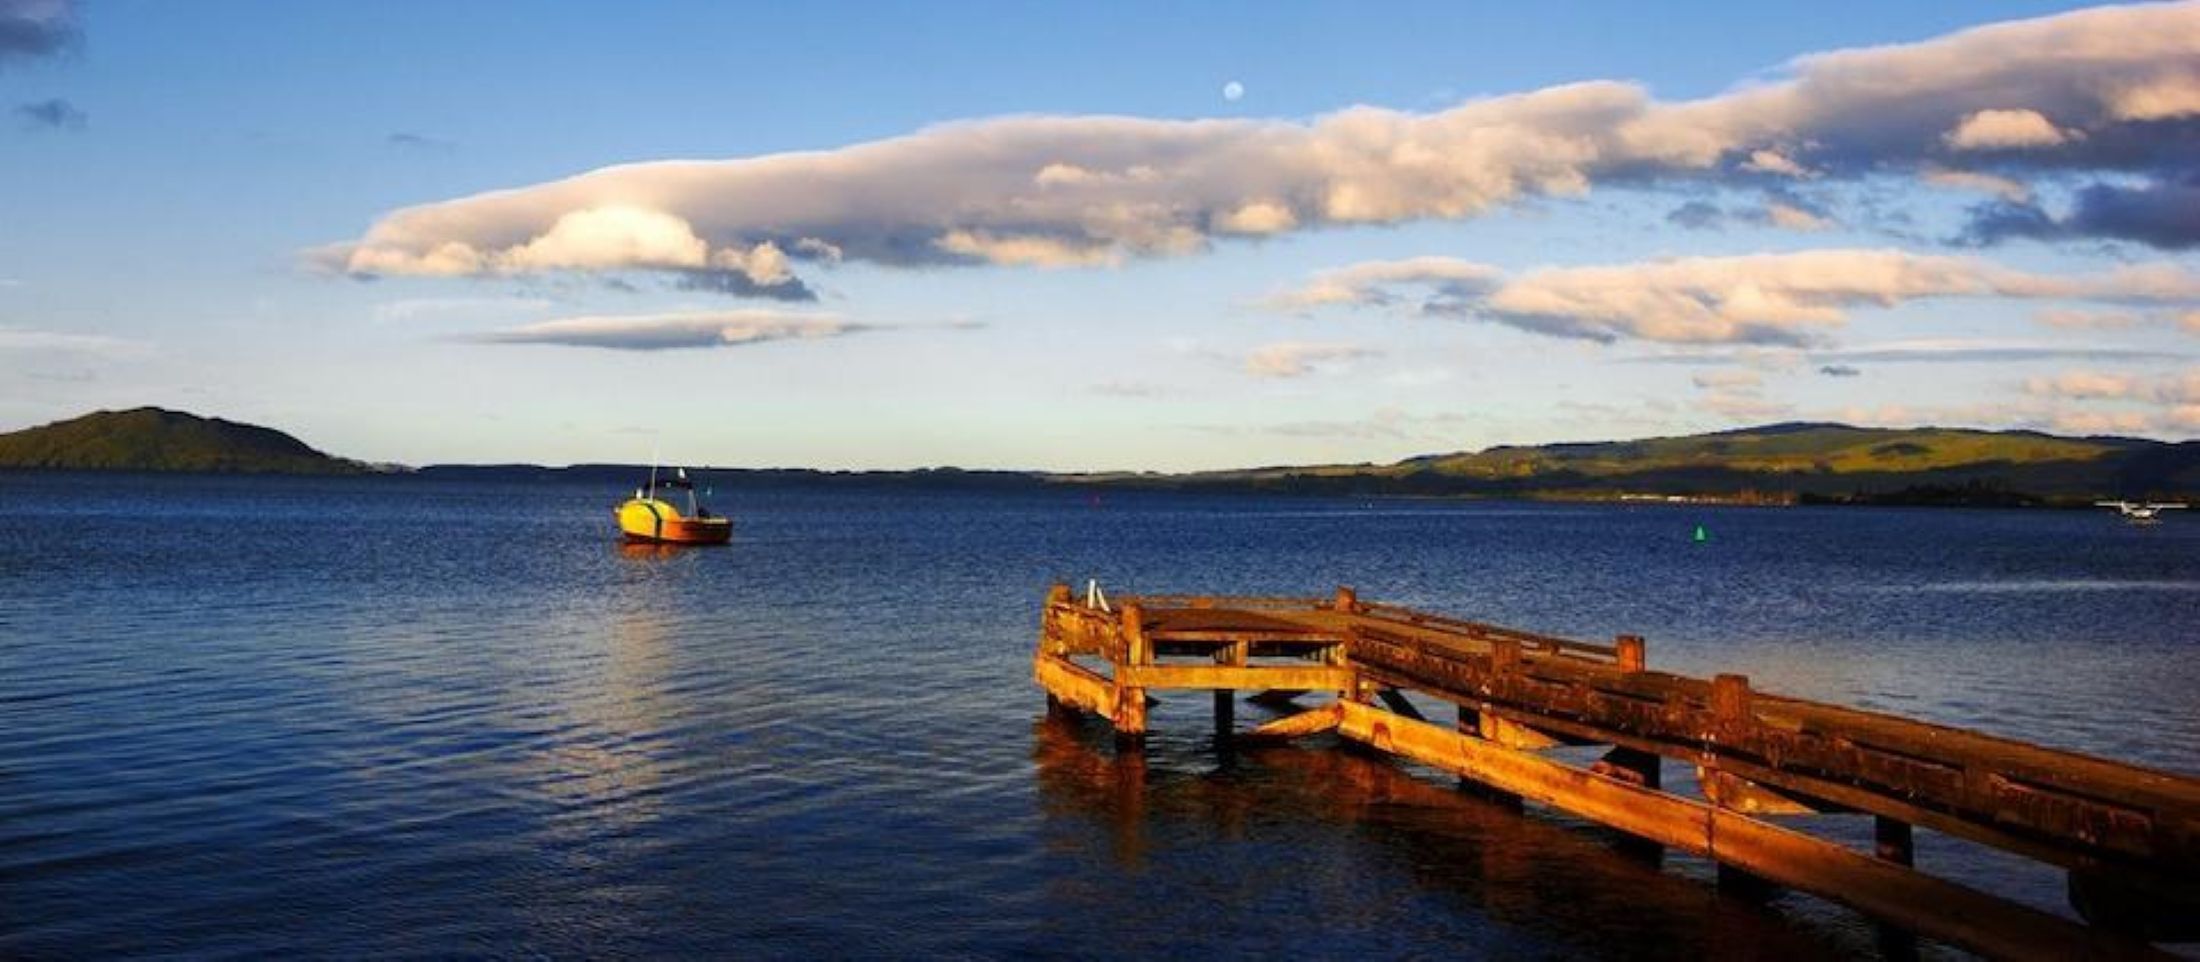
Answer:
[1033, 585, 2199, 960]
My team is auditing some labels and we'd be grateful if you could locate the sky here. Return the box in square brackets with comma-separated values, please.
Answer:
[0, 0, 2196, 471]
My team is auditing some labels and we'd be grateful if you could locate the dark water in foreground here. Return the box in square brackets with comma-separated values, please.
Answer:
[3, 472, 2196, 959]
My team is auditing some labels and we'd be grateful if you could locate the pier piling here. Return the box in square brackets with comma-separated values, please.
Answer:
[1032, 583, 2200, 960]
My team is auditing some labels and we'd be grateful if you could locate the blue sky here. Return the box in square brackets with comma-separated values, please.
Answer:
[1, 0, 2196, 469]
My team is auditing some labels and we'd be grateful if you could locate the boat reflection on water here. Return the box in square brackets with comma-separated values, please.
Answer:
[615, 541, 689, 562]
[1029, 710, 1915, 961]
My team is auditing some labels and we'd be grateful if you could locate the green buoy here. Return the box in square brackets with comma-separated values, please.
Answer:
[1693, 524, 1708, 543]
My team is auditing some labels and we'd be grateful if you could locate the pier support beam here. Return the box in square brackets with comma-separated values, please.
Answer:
[1114, 603, 1150, 747]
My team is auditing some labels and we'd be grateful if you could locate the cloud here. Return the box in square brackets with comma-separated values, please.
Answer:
[1268, 248, 2200, 346]
[1811, 338, 2184, 365]
[1259, 256, 1501, 312]
[1698, 392, 1794, 421]
[371, 296, 557, 323]
[471, 309, 867, 351]
[1244, 341, 1377, 378]
[14, 97, 83, 131]
[0, 325, 148, 357]
[0, 0, 77, 63]
[1942, 109, 2071, 150]
[1666, 200, 1727, 230]
[1921, 167, 2032, 203]
[673, 266, 816, 301]
[319, 3, 2200, 289]
[1690, 369, 1762, 391]
[387, 132, 456, 151]
[1208, 406, 1472, 441]
[2026, 367, 2200, 405]
[2033, 307, 2144, 330]
[2024, 370, 2146, 400]
[1818, 364, 1862, 377]
[1741, 149, 1811, 178]
[2050, 409, 2155, 435]
[1830, 398, 2172, 436]
[1965, 173, 2200, 249]
[1764, 201, 1831, 231]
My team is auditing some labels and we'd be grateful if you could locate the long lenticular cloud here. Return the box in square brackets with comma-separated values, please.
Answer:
[318, 3, 2200, 293]
[1263, 250, 2200, 345]
[470, 310, 865, 351]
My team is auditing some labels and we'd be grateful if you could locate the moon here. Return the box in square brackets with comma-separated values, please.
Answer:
[1222, 81, 1245, 102]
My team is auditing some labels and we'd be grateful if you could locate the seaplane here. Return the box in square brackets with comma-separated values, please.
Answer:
[2095, 500, 2187, 523]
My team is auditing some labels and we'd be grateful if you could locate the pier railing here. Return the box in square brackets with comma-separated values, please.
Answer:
[1032, 584, 2199, 961]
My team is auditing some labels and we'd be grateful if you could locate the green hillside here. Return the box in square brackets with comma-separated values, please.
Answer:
[0, 407, 365, 475]
[1106, 423, 2200, 503]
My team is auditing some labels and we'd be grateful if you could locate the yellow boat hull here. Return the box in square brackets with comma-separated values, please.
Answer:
[616, 498, 731, 545]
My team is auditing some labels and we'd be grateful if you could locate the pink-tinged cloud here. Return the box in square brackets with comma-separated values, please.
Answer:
[472, 310, 865, 351]
[315, 3, 2200, 293]
[1244, 341, 1378, 378]
[1266, 249, 2200, 346]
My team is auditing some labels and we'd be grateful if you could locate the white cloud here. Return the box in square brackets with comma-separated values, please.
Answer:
[1765, 202, 1832, 231]
[1741, 149, 1810, 178]
[319, 3, 2200, 289]
[1259, 256, 1502, 312]
[0, 325, 148, 356]
[1244, 341, 1378, 378]
[2051, 409, 2154, 435]
[2032, 307, 2144, 330]
[372, 296, 556, 323]
[2024, 370, 2146, 400]
[1942, 108, 2070, 150]
[473, 310, 864, 351]
[1698, 392, 1794, 421]
[1691, 369, 1763, 391]
[1921, 167, 2032, 203]
[2104, 72, 2200, 121]
[1269, 249, 2200, 346]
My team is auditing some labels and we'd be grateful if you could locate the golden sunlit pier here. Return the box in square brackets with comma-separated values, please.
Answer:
[1033, 585, 2199, 960]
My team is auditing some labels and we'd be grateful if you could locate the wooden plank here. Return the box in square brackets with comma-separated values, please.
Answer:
[1337, 700, 1710, 854]
[1034, 652, 1112, 716]
[1340, 621, 2200, 870]
[1333, 701, 2169, 962]
[1117, 664, 1355, 692]
[1242, 703, 1344, 741]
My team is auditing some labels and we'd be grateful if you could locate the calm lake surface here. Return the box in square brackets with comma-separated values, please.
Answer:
[4, 472, 2196, 958]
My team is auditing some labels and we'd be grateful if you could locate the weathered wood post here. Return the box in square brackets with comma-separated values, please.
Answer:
[1214, 639, 1247, 740]
[1873, 816, 1921, 959]
[1042, 583, 1073, 715]
[1709, 673, 1777, 897]
[1116, 602, 1149, 746]
[1596, 636, 1661, 787]
[1875, 815, 1914, 866]
[1711, 673, 1752, 725]
[1333, 585, 1359, 613]
[1615, 633, 1646, 673]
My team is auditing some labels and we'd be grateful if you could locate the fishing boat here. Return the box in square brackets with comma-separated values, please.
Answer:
[615, 468, 731, 545]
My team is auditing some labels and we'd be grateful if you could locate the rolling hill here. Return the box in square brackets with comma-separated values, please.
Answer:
[1081, 423, 2200, 504]
[0, 407, 366, 475]
[4, 408, 2195, 503]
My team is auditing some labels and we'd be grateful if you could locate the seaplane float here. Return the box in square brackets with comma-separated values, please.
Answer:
[2095, 500, 2187, 523]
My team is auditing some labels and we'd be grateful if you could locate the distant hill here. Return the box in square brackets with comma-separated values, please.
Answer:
[1071, 423, 2200, 504]
[6, 409, 2196, 502]
[0, 407, 366, 475]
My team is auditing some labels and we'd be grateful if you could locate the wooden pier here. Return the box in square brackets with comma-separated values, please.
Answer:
[1032, 584, 2200, 960]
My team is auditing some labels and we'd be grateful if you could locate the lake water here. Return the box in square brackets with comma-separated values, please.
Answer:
[3, 472, 2195, 958]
